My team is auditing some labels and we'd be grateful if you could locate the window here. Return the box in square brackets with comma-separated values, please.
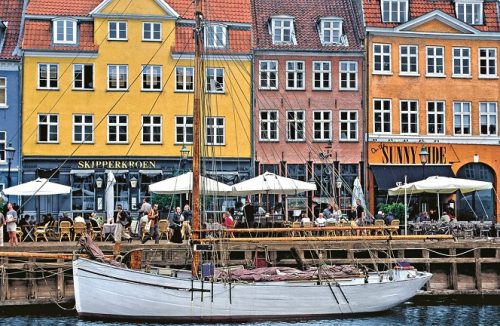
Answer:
[142, 115, 162, 144]
[313, 61, 331, 90]
[373, 44, 391, 73]
[175, 116, 193, 144]
[175, 67, 194, 91]
[339, 61, 358, 90]
[259, 60, 278, 90]
[143, 22, 161, 41]
[0, 131, 6, 162]
[313, 111, 332, 141]
[71, 173, 95, 213]
[107, 115, 128, 143]
[259, 110, 279, 141]
[206, 68, 224, 93]
[453, 48, 471, 77]
[107, 65, 128, 90]
[319, 19, 342, 45]
[373, 99, 391, 133]
[426, 47, 445, 76]
[38, 114, 59, 143]
[479, 48, 497, 77]
[142, 65, 162, 91]
[339, 110, 358, 141]
[480, 102, 497, 135]
[381, 0, 408, 22]
[73, 64, 93, 90]
[453, 102, 471, 135]
[286, 110, 305, 141]
[0, 77, 6, 106]
[456, 1, 483, 25]
[73, 114, 93, 143]
[427, 101, 445, 135]
[400, 100, 418, 134]
[271, 18, 295, 44]
[400, 45, 418, 75]
[38, 64, 59, 89]
[205, 24, 227, 48]
[108, 21, 127, 40]
[206, 117, 225, 145]
[286, 61, 305, 90]
[53, 19, 77, 44]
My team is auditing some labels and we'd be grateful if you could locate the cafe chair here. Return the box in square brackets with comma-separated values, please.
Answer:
[389, 219, 400, 236]
[141, 221, 150, 241]
[158, 220, 170, 241]
[91, 224, 103, 241]
[59, 221, 72, 241]
[16, 227, 23, 242]
[34, 222, 50, 242]
[73, 222, 87, 241]
[374, 219, 385, 236]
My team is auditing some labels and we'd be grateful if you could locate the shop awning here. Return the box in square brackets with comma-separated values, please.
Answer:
[371, 165, 454, 191]
[70, 169, 95, 177]
[139, 170, 163, 176]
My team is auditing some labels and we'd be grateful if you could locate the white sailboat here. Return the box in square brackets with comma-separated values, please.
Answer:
[73, 0, 432, 321]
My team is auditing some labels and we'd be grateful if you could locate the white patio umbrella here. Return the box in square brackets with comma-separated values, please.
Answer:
[231, 171, 317, 196]
[351, 177, 365, 208]
[2, 178, 71, 196]
[105, 171, 116, 223]
[148, 171, 233, 195]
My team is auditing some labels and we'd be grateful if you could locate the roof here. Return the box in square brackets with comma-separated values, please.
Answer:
[25, 0, 103, 17]
[168, 0, 252, 24]
[252, 0, 363, 51]
[363, 0, 500, 32]
[0, 0, 24, 60]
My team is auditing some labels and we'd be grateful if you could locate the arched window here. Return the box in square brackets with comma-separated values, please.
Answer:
[456, 163, 495, 221]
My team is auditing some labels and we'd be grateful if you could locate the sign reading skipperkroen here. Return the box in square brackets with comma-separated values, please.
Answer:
[77, 160, 157, 169]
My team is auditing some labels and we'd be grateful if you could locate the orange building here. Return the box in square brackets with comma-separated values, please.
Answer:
[362, 0, 500, 222]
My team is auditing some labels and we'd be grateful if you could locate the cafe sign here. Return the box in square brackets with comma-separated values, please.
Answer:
[77, 160, 157, 169]
[369, 143, 448, 165]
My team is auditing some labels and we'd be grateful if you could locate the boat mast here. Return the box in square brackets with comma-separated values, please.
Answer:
[191, 0, 202, 277]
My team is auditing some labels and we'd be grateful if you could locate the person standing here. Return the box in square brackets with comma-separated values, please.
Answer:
[356, 199, 366, 226]
[139, 198, 152, 216]
[243, 200, 254, 228]
[142, 204, 159, 244]
[0, 211, 5, 246]
[113, 205, 131, 243]
[6, 203, 18, 246]
[182, 204, 192, 223]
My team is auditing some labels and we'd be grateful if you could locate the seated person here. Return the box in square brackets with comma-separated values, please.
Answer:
[222, 210, 234, 228]
[74, 215, 85, 224]
[89, 213, 100, 228]
[315, 213, 326, 226]
[440, 212, 450, 223]
[60, 213, 73, 225]
[257, 206, 266, 216]
[385, 212, 395, 225]
[300, 213, 311, 226]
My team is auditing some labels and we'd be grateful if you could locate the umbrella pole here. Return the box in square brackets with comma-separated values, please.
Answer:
[437, 193, 440, 220]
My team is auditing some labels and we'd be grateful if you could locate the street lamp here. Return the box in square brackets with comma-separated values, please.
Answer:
[180, 145, 190, 161]
[95, 176, 103, 189]
[336, 175, 342, 213]
[5, 143, 15, 188]
[419, 145, 429, 179]
[130, 176, 138, 188]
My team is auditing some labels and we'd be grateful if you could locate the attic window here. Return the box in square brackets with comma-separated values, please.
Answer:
[270, 16, 296, 45]
[205, 24, 227, 48]
[381, 0, 409, 23]
[319, 18, 343, 45]
[456, 0, 483, 25]
[53, 19, 77, 44]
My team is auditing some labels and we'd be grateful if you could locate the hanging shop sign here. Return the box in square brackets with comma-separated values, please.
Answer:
[77, 160, 157, 169]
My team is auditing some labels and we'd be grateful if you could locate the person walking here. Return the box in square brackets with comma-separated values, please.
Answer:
[113, 204, 131, 243]
[6, 203, 18, 246]
[142, 204, 160, 244]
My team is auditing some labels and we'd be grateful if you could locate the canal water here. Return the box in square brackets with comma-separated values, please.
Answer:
[1, 296, 499, 325]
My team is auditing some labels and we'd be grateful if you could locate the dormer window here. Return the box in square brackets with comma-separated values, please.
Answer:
[381, 0, 409, 23]
[319, 18, 343, 45]
[205, 24, 227, 49]
[270, 16, 295, 45]
[456, 0, 483, 25]
[53, 19, 77, 44]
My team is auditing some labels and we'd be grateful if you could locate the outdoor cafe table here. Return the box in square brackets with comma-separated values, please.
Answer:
[22, 225, 35, 242]
[103, 224, 117, 241]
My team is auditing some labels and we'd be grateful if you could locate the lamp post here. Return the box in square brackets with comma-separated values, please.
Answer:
[336, 175, 342, 213]
[5, 143, 15, 188]
[180, 145, 189, 167]
[419, 145, 429, 179]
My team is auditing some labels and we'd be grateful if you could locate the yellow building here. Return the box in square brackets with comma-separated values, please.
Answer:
[21, 0, 252, 216]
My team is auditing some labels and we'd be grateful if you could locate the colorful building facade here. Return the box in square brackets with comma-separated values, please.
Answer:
[362, 0, 500, 222]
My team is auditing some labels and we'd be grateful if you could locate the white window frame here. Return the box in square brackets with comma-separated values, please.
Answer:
[53, 19, 77, 44]
[286, 110, 305, 142]
[456, 0, 483, 25]
[381, 0, 409, 23]
[373, 99, 392, 134]
[271, 17, 295, 45]
[286, 61, 305, 90]
[312, 61, 331, 90]
[72, 114, 94, 144]
[142, 22, 162, 41]
[479, 102, 497, 136]
[107, 115, 128, 144]
[400, 100, 419, 135]
[142, 115, 162, 144]
[73, 64, 94, 90]
[38, 63, 59, 89]
[107, 65, 128, 90]
[175, 67, 194, 92]
[373, 44, 392, 74]
[38, 114, 59, 143]
[108, 21, 127, 40]
[0, 77, 6, 107]
[141, 65, 162, 91]
[339, 110, 358, 141]
[206, 68, 224, 93]
[319, 18, 343, 45]
[452, 47, 471, 77]
[259, 60, 278, 90]
[453, 102, 472, 136]
[313, 110, 332, 142]
[427, 101, 446, 135]
[204, 24, 227, 49]
[339, 61, 358, 90]
[206, 117, 225, 145]
[0, 131, 6, 163]
[399, 45, 419, 75]
[259, 110, 279, 142]
[479, 48, 498, 78]
[175, 116, 193, 144]
[426, 46, 445, 77]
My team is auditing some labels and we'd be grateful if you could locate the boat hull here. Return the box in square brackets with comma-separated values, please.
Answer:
[73, 258, 431, 321]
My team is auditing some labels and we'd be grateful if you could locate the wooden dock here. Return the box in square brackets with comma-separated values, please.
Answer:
[0, 237, 499, 307]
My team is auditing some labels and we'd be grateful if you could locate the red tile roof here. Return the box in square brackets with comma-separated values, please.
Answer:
[252, 0, 364, 51]
[363, 0, 500, 32]
[0, 0, 24, 60]
[168, 0, 252, 24]
[25, 0, 103, 17]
